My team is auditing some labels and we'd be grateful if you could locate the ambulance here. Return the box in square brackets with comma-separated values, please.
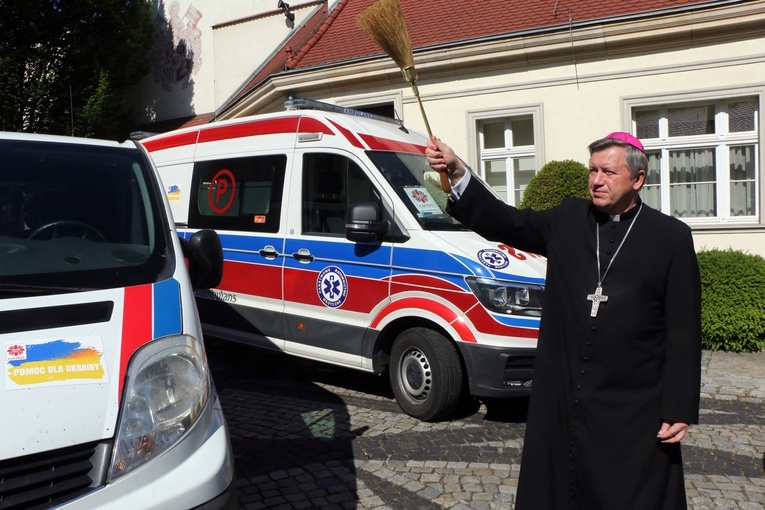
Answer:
[144, 98, 547, 422]
[0, 133, 235, 508]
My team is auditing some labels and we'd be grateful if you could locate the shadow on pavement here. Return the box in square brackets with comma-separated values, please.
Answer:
[207, 339, 368, 509]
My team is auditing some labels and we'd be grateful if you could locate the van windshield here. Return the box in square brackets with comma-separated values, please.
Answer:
[367, 151, 471, 231]
[0, 139, 171, 297]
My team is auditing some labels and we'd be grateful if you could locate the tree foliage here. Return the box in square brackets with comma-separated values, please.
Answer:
[0, 0, 154, 139]
[519, 159, 591, 211]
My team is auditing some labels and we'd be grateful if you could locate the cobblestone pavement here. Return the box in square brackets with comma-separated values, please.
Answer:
[207, 340, 765, 510]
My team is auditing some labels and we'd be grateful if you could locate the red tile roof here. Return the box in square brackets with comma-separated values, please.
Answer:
[222, 0, 725, 113]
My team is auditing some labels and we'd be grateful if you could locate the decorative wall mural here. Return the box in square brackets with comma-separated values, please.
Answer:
[153, 1, 203, 91]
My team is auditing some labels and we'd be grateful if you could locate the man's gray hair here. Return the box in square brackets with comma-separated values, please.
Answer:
[588, 137, 648, 178]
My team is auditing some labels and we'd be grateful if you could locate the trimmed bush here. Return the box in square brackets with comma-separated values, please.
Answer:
[697, 249, 765, 352]
[519, 159, 590, 211]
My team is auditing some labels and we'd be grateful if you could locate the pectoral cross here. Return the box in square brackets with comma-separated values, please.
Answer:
[587, 285, 608, 317]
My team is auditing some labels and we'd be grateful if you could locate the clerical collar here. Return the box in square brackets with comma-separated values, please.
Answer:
[607, 199, 642, 223]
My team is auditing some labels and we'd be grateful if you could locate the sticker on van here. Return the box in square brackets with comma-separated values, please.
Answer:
[317, 266, 348, 308]
[5, 337, 109, 388]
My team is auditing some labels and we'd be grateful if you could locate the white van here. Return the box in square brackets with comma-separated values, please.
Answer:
[144, 98, 547, 422]
[0, 133, 235, 508]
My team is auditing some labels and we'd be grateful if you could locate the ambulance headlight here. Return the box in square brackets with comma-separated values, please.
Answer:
[109, 335, 209, 480]
[467, 277, 544, 316]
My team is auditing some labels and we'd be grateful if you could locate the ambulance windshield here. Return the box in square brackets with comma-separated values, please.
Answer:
[368, 151, 469, 231]
[0, 139, 171, 296]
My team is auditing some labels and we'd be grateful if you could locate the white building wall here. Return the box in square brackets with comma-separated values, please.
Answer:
[380, 38, 765, 256]
[135, 0, 318, 124]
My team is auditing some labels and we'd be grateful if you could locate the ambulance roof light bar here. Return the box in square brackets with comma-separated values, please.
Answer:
[284, 97, 405, 129]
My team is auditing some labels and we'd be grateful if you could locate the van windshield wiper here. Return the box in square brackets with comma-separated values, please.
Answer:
[0, 283, 91, 297]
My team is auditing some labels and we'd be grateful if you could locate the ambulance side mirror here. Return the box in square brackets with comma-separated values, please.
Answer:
[180, 229, 224, 290]
[345, 201, 389, 243]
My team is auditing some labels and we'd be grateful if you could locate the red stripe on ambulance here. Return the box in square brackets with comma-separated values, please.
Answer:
[327, 119, 367, 149]
[358, 133, 427, 154]
[283, 267, 389, 311]
[142, 130, 199, 152]
[198, 117, 303, 143]
[389, 273, 466, 292]
[297, 117, 336, 135]
[370, 297, 477, 342]
[464, 305, 539, 339]
[219, 260, 281, 299]
[119, 284, 154, 399]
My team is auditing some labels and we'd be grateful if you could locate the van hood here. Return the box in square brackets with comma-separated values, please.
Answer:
[1, 279, 182, 460]
[432, 231, 547, 283]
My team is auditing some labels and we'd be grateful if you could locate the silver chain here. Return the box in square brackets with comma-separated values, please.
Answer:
[596, 204, 643, 286]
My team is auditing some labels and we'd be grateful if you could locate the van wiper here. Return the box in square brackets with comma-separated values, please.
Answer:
[0, 283, 90, 297]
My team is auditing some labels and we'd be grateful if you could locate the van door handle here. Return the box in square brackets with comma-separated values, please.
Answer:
[258, 245, 279, 260]
[292, 248, 314, 263]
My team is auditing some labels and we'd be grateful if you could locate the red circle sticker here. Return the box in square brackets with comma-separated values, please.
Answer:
[208, 169, 236, 214]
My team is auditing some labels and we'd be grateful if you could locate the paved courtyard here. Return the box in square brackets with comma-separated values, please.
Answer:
[207, 340, 765, 510]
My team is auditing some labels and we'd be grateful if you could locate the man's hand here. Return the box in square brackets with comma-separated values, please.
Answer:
[425, 136, 466, 187]
[657, 421, 690, 443]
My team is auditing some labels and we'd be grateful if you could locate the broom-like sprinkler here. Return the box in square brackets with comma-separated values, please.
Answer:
[356, 0, 451, 193]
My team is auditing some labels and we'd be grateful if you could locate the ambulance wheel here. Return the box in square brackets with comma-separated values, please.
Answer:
[389, 327, 463, 422]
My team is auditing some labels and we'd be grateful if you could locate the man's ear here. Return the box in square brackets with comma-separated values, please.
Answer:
[633, 169, 647, 190]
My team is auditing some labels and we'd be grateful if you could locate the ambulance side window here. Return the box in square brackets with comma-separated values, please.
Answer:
[189, 155, 286, 233]
[302, 153, 381, 236]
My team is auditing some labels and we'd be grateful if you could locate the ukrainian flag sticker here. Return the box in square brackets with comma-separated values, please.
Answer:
[4, 337, 109, 389]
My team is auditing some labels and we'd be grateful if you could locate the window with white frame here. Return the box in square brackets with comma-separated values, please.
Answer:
[633, 96, 759, 223]
[477, 115, 537, 205]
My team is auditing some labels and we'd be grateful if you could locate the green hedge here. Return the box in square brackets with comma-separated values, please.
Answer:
[697, 249, 765, 352]
[519, 159, 590, 211]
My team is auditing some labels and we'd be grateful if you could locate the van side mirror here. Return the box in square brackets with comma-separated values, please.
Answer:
[180, 229, 224, 290]
[345, 201, 389, 243]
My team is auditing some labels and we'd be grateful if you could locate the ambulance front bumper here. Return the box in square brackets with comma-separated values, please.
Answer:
[458, 344, 535, 398]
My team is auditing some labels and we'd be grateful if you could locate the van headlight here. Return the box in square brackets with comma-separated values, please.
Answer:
[466, 277, 544, 316]
[109, 335, 209, 480]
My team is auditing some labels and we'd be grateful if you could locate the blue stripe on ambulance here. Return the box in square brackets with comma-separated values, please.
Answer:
[153, 278, 182, 337]
[491, 313, 541, 329]
[451, 253, 545, 285]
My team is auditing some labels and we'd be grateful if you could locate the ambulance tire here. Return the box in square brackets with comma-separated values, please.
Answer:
[389, 327, 463, 422]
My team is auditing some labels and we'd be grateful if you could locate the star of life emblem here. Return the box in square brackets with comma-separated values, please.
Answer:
[477, 249, 509, 270]
[317, 266, 348, 308]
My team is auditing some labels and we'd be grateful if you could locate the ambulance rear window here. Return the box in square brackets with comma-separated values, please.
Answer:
[0, 139, 171, 296]
[189, 155, 286, 233]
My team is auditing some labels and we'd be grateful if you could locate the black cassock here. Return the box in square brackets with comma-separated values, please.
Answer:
[449, 179, 701, 510]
